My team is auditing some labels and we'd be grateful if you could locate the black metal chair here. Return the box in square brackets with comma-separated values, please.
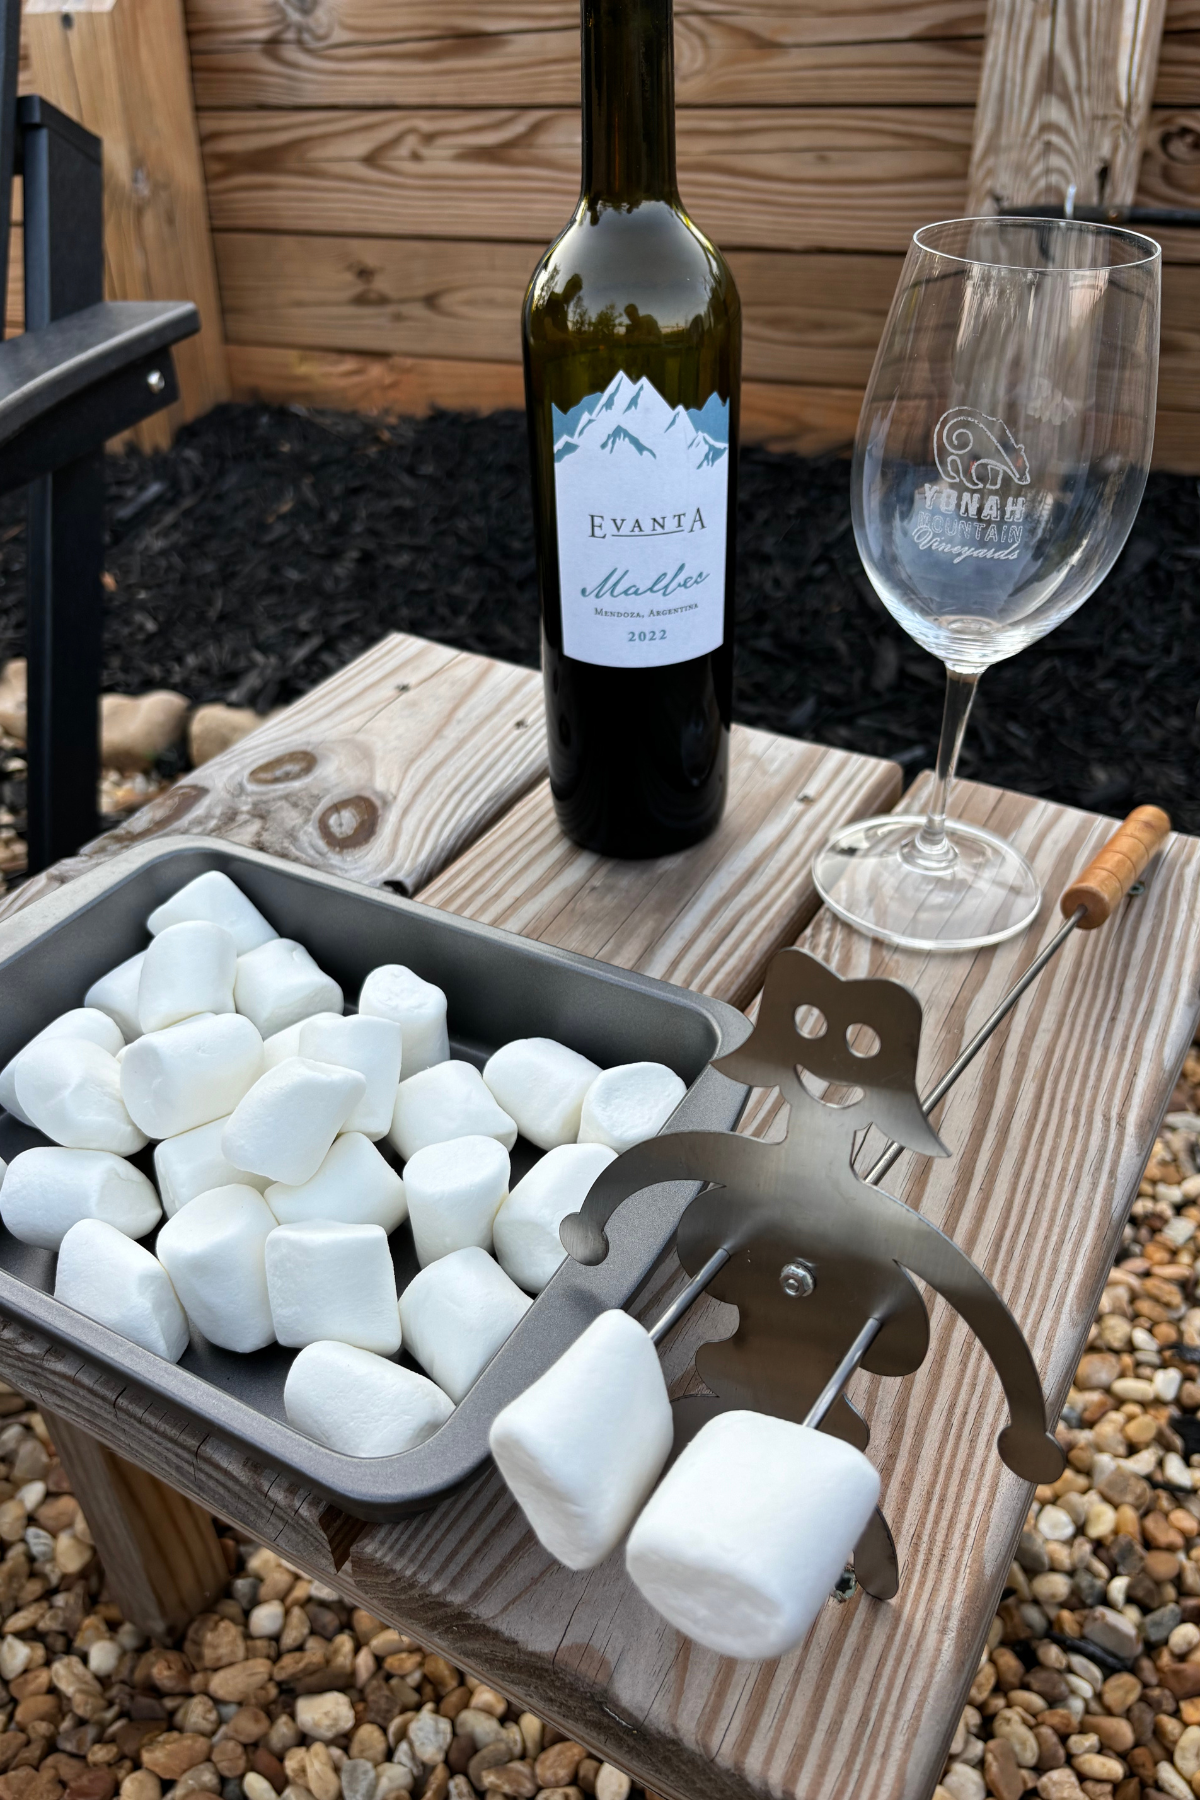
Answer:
[0, 0, 199, 873]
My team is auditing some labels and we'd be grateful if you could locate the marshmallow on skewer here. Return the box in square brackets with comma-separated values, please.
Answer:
[15, 1039, 147, 1154]
[358, 965, 449, 1078]
[389, 1061, 516, 1162]
[263, 1013, 339, 1071]
[284, 1341, 452, 1457]
[121, 1013, 265, 1140]
[298, 1014, 402, 1139]
[148, 870, 277, 955]
[490, 1309, 673, 1569]
[222, 1057, 365, 1186]
[1, 1147, 160, 1249]
[55, 1218, 189, 1362]
[84, 951, 147, 1042]
[234, 939, 343, 1037]
[398, 1246, 531, 1403]
[265, 1132, 407, 1232]
[493, 1143, 617, 1294]
[483, 1038, 601, 1150]
[137, 920, 237, 1033]
[154, 1116, 269, 1218]
[403, 1135, 509, 1266]
[156, 1185, 277, 1353]
[625, 1412, 881, 1659]
[578, 1062, 686, 1154]
[0, 1009, 124, 1127]
[265, 1220, 401, 1354]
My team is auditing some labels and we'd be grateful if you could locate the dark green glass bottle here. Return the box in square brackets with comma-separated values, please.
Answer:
[523, 0, 741, 858]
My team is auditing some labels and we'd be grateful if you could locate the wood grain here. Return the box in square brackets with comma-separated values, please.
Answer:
[196, 105, 975, 252]
[0, 633, 547, 922]
[214, 234, 902, 389]
[968, 0, 1167, 212]
[21, 0, 229, 450]
[189, 24, 984, 110]
[184, 0, 989, 55]
[43, 1409, 228, 1639]
[419, 725, 901, 1008]
[2, 773, 1197, 1800]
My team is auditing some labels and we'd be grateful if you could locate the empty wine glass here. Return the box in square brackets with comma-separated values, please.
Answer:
[813, 216, 1160, 952]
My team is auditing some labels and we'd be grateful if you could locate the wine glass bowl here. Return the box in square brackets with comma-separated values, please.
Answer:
[815, 216, 1161, 952]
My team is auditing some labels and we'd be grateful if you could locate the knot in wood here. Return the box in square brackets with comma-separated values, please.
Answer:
[117, 783, 207, 841]
[318, 795, 378, 850]
[248, 750, 318, 786]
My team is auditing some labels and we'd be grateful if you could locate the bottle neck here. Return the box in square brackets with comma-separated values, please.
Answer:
[581, 0, 679, 208]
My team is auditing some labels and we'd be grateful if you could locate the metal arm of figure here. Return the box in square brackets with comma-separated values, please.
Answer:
[559, 1130, 729, 1266]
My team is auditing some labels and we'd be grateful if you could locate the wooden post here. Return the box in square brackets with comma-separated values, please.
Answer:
[967, 0, 1167, 213]
[42, 1410, 229, 1640]
[20, 0, 229, 448]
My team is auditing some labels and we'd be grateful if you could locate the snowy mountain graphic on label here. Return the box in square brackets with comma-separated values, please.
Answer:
[552, 371, 728, 469]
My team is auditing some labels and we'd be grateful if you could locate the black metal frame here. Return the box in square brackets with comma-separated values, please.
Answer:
[0, 0, 199, 873]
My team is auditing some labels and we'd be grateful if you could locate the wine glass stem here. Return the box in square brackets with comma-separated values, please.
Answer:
[912, 667, 980, 866]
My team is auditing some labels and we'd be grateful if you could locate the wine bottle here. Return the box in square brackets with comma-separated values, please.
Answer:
[523, 0, 741, 858]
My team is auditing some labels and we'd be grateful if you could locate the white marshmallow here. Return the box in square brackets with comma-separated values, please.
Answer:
[265, 1132, 407, 1232]
[403, 1136, 509, 1266]
[14, 1039, 147, 1154]
[154, 1116, 270, 1218]
[137, 920, 237, 1033]
[0, 1010, 125, 1127]
[578, 1062, 686, 1154]
[222, 1057, 365, 1186]
[83, 951, 147, 1042]
[490, 1310, 673, 1569]
[483, 1038, 601, 1150]
[358, 965, 449, 1078]
[121, 1013, 264, 1140]
[398, 1245, 531, 1403]
[388, 1061, 516, 1163]
[234, 939, 343, 1037]
[263, 1014, 339, 1071]
[148, 870, 278, 955]
[0, 1147, 160, 1249]
[625, 1413, 881, 1660]
[284, 1341, 452, 1457]
[156, 1185, 277, 1353]
[298, 1014, 402, 1140]
[265, 1219, 401, 1354]
[493, 1143, 617, 1294]
[55, 1218, 189, 1362]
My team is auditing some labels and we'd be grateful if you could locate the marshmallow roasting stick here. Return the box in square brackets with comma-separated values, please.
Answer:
[861, 803, 1172, 1189]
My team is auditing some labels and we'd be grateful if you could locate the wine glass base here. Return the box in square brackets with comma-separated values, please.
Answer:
[813, 815, 1042, 952]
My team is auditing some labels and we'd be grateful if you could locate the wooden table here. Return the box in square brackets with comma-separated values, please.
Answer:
[1, 631, 1198, 1800]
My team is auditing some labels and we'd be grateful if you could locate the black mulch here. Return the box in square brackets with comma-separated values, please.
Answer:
[0, 402, 1195, 829]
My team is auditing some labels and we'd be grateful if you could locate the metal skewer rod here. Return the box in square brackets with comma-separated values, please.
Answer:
[860, 805, 1172, 1190]
[802, 1316, 882, 1428]
[648, 1244, 731, 1343]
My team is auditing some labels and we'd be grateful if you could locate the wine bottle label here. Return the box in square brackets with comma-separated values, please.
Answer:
[552, 371, 729, 669]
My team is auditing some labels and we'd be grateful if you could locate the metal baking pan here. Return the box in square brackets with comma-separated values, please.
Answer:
[0, 836, 750, 1519]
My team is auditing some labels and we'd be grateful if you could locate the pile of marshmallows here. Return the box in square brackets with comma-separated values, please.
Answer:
[0, 870, 686, 1461]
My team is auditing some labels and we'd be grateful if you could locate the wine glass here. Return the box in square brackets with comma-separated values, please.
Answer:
[813, 216, 1161, 952]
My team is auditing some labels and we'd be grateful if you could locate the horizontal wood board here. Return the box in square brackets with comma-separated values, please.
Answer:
[1, 756, 1197, 1800]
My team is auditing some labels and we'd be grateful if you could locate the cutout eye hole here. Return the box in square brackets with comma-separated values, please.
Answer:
[846, 1023, 881, 1059]
[794, 1005, 827, 1040]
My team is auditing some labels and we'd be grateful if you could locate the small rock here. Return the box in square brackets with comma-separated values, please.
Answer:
[407, 1717, 451, 1769]
[120, 1776, 161, 1800]
[1109, 1375, 1156, 1402]
[1175, 1722, 1200, 1779]
[23, 1524, 54, 1563]
[1164, 1451, 1194, 1490]
[1035, 1506, 1075, 1543]
[446, 1783, 471, 1800]
[232, 1581, 260, 1613]
[87, 1642, 121, 1681]
[1100, 1672, 1142, 1715]
[1076, 1353, 1121, 1391]
[465, 1747, 511, 1790]
[991, 1711, 1038, 1768]
[453, 1715, 506, 1753]
[941, 1772, 986, 1800]
[0, 660, 25, 742]
[372, 1770, 411, 1800]
[188, 706, 265, 769]
[467, 1693, 505, 1722]
[1070, 1752, 1124, 1782]
[55, 1533, 93, 1576]
[208, 1662, 274, 1705]
[982, 1738, 1024, 1800]
[1158, 1762, 1195, 1800]
[1035, 1773, 1085, 1800]
[1083, 1500, 1117, 1541]
[340, 1764, 375, 1800]
[242, 1779, 276, 1800]
[65, 1773, 117, 1800]
[1157, 1366, 1185, 1402]
[347, 1732, 385, 1768]
[1016, 1532, 1049, 1574]
[534, 1746, 586, 1789]
[478, 1766, 535, 1799]
[175, 1768, 222, 1800]
[100, 692, 189, 774]
[141, 1735, 214, 1780]
[1098, 1467, 1151, 1510]
[1145, 1602, 1183, 1644]
[592, 1770, 629, 1800]
[516, 1720, 541, 1764]
[0, 1638, 31, 1680]
[295, 1696, 355, 1744]
[247, 1604, 284, 1643]
[1080, 1606, 1141, 1661]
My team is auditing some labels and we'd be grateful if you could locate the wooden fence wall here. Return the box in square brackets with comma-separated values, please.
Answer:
[178, 0, 1200, 466]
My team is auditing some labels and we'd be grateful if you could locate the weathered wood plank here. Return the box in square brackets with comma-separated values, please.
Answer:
[967, 0, 1167, 213]
[196, 105, 975, 252]
[189, 25, 984, 110]
[184, 0, 989, 54]
[0, 633, 547, 922]
[419, 726, 901, 1008]
[2, 775, 1197, 1800]
[214, 234, 902, 389]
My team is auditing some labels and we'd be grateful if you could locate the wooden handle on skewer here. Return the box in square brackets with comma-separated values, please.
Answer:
[1060, 805, 1172, 928]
